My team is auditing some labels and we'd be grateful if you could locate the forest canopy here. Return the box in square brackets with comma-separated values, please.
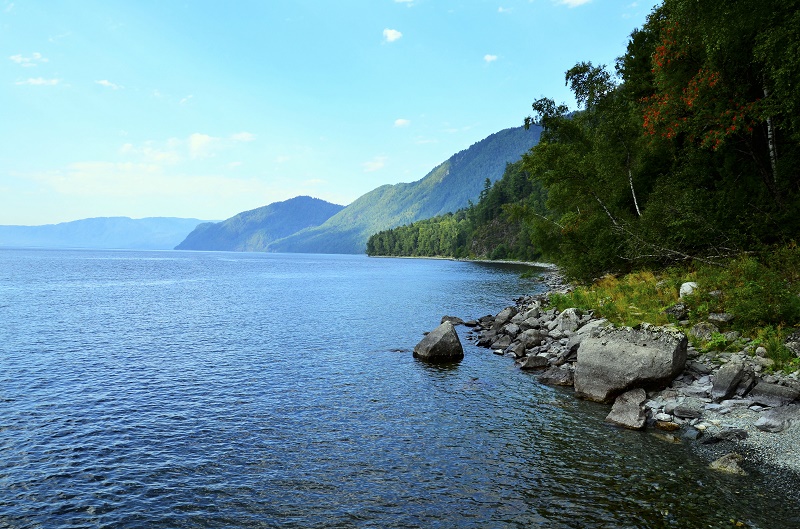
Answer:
[368, 0, 800, 282]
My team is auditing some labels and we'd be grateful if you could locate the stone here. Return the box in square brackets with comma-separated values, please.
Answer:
[517, 354, 550, 370]
[673, 405, 702, 419]
[555, 308, 582, 332]
[441, 315, 464, 325]
[507, 341, 527, 358]
[490, 335, 512, 350]
[574, 324, 688, 403]
[690, 322, 719, 341]
[711, 362, 745, 402]
[503, 323, 520, 338]
[413, 321, 464, 362]
[492, 307, 518, 330]
[748, 381, 800, 407]
[709, 453, 747, 475]
[538, 366, 574, 387]
[679, 282, 698, 298]
[754, 405, 800, 433]
[605, 388, 647, 430]
[708, 313, 734, 324]
[518, 329, 546, 348]
[755, 346, 768, 357]
[663, 303, 688, 320]
[686, 360, 713, 375]
[656, 420, 680, 431]
[682, 427, 703, 440]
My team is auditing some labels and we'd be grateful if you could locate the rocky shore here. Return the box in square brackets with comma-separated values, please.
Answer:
[431, 269, 800, 482]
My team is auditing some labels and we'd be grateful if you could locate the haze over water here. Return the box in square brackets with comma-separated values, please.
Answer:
[1, 249, 798, 528]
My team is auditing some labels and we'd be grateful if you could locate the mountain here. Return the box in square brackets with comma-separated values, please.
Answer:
[268, 125, 541, 254]
[175, 196, 344, 251]
[0, 217, 208, 250]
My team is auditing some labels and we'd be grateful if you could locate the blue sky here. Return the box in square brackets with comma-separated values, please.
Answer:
[1, 0, 659, 225]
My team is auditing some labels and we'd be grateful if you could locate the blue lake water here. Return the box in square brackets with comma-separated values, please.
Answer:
[1, 249, 798, 528]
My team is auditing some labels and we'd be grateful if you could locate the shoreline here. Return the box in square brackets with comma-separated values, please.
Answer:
[464, 268, 800, 489]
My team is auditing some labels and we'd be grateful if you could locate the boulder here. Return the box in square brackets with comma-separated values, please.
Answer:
[748, 381, 800, 408]
[663, 303, 688, 321]
[538, 366, 574, 387]
[711, 362, 745, 402]
[517, 355, 549, 370]
[413, 321, 464, 362]
[605, 388, 647, 430]
[574, 324, 688, 403]
[709, 453, 747, 475]
[754, 405, 800, 433]
[690, 322, 719, 341]
[492, 307, 518, 330]
[441, 315, 464, 326]
[518, 329, 546, 348]
[555, 308, 582, 332]
[708, 313, 734, 325]
[679, 282, 698, 298]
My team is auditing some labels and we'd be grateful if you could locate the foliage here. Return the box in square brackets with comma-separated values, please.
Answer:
[273, 126, 541, 254]
[367, 159, 548, 260]
[520, 0, 800, 282]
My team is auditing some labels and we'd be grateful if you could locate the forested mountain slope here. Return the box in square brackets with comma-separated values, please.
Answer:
[268, 125, 541, 254]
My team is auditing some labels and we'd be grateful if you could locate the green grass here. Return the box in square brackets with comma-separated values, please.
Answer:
[549, 244, 800, 372]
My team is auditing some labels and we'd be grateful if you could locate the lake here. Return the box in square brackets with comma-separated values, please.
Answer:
[1, 249, 798, 528]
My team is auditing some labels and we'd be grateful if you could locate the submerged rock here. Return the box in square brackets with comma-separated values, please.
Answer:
[413, 321, 464, 362]
[709, 453, 747, 475]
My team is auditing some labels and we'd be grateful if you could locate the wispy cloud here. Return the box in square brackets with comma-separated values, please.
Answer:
[484, 54, 498, 63]
[231, 132, 256, 142]
[9, 52, 48, 67]
[180, 94, 193, 105]
[394, 0, 414, 5]
[15, 77, 60, 86]
[4, 2, 14, 13]
[95, 79, 122, 90]
[556, 0, 592, 7]
[362, 156, 387, 172]
[498, 6, 512, 13]
[394, 118, 411, 128]
[383, 28, 403, 43]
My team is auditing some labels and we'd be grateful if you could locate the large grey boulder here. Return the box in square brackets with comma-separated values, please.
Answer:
[555, 308, 582, 332]
[749, 381, 799, 408]
[413, 321, 464, 362]
[605, 388, 647, 430]
[492, 307, 518, 330]
[754, 405, 800, 433]
[711, 362, 745, 402]
[574, 324, 688, 403]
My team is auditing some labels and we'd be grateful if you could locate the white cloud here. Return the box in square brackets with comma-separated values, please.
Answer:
[394, 118, 411, 128]
[95, 79, 122, 90]
[362, 156, 387, 172]
[15, 77, 59, 86]
[231, 132, 255, 142]
[5, 3, 14, 13]
[498, 6, 512, 13]
[9, 52, 48, 67]
[395, 0, 413, 3]
[484, 54, 498, 63]
[188, 133, 218, 159]
[228, 161, 243, 168]
[180, 94, 193, 105]
[275, 155, 291, 163]
[383, 28, 403, 42]
[556, 0, 592, 7]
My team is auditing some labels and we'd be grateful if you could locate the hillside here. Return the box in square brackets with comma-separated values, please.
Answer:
[175, 196, 344, 251]
[268, 125, 541, 254]
[0, 217, 208, 250]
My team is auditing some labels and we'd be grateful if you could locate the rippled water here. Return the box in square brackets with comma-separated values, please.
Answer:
[1, 249, 798, 528]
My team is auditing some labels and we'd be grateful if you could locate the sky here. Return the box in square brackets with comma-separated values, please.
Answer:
[1, 0, 660, 226]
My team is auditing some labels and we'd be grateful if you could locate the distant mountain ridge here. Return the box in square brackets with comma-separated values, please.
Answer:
[0, 217, 208, 250]
[175, 196, 344, 251]
[268, 125, 541, 254]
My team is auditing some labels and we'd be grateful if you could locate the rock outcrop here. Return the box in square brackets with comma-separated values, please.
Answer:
[574, 324, 688, 403]
[413, 321, 464, 362]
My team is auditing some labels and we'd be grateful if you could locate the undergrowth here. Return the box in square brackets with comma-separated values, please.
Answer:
[549, 243, 800, 372]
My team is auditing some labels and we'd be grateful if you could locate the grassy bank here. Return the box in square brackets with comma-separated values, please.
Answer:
[547, 244, 800, 373]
